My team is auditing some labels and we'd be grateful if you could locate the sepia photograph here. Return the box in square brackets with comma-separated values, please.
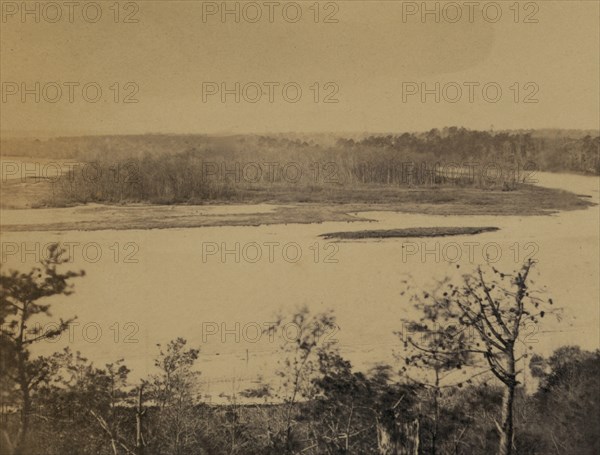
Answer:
[0, 1, 599, 454]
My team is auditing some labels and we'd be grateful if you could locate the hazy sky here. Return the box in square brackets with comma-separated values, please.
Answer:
[1, 0, 599, 136]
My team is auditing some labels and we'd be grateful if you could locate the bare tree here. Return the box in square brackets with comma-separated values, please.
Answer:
[411, 260, 559, 455]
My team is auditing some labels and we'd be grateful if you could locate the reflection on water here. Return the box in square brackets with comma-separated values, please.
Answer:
[1, 173, 598, 400]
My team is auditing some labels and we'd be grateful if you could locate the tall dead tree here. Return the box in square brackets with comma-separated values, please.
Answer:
[416, 260, 558, 455]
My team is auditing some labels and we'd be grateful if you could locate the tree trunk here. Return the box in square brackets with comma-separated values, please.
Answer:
[432, 370, 440, 455]
[376, 415, 420, 455]
[15, 397, 30, 454]
[498, 384, 515, 455]
[406, 419, 420, 455]
[376, 419, 398, 455]
[498, 349, 516, 455]
[14, 388, 30, 455]
[136, 385, 145, 455]
[14, 338, 30, 455]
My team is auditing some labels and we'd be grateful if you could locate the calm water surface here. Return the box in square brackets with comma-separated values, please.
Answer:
[1, 172, 598, 399]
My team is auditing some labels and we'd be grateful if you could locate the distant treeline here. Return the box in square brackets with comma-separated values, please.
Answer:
[1, 128, 598, 175]
[1, 128, 598, 205]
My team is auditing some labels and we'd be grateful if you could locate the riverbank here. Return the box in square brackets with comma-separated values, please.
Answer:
[320, 226, 500, 240]
[0, 182, 594, 232]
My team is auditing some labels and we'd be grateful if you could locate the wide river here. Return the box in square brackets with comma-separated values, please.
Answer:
[1, 172, 598, 400]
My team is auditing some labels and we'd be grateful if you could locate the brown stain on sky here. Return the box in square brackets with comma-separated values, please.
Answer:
[0, 1, 598, 135]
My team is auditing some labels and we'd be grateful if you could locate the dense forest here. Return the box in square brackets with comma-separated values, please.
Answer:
[1, 128, 598, 205]
[1, 247, 598, 455]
